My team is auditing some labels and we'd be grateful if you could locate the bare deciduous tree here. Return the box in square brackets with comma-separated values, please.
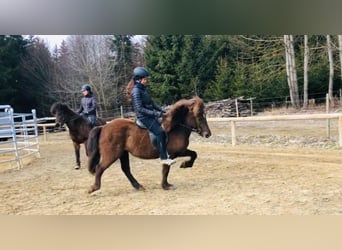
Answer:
[53, 35, 116, 115]
[326, 35, 334, 108]
[303, 35, 309, 109]
[338, 35, 342, 95]
[21, 37, 56, 114]
[284, 35, 300, 109]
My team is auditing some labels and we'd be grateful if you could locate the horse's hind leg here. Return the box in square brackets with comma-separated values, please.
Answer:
[120, 150, 144, 190]
[161, 164, 173, 190]
[73, 142, 81, 169]
[88, 164, 106, 194]
[89, 149, 119, 194]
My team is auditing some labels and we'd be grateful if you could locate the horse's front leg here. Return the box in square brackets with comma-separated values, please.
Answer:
[84, 139, 88, 156]
[73, 142, 81, 169]
[177, 149, 197, 168]
[161, 164, 173, 190]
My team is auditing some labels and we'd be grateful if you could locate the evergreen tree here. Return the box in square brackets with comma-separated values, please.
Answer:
[21, 36, 55, 116]
[0, 35, 28, 111]
[144, 35, 184, 104]
[204, 57, 231, 100]
[177, 35, 207, 98]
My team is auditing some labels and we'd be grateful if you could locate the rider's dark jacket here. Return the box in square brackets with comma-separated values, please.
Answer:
[77, 93, 97, 116]
[131, 81, 163, 120]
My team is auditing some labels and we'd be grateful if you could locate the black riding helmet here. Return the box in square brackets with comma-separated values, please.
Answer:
[81, 84, 91, 92]
[133, 67, 149, 80]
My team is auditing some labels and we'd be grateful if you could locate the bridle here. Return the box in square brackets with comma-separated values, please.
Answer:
[178, 110, 207, 135]
[55, 112, 80, 126]
[179, 123, 200, 133]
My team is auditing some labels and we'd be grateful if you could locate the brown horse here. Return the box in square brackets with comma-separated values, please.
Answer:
[50, 102, 106, 169]
[87, 96, 211, 194]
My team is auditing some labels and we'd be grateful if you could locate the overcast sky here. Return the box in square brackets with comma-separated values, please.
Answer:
[36, 35, 68, 50]
[35, 35, 145, 51]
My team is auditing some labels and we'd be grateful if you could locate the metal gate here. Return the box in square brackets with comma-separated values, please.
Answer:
[0, 105, 40, 170]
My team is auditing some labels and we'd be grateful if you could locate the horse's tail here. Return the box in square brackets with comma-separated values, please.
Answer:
[87, 126, 102, 175]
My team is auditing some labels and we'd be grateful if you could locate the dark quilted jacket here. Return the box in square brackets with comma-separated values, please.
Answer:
[77, 93, 97, 116]
[131, 82, 163, 120]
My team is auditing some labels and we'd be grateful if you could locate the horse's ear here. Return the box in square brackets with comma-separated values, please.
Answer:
[50, 103, 57, 115]
[188, 99, 195, 111]
[188, 97, 203, 114]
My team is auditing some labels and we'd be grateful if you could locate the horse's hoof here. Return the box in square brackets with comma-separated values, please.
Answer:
[162, 183, 174, 190]
[180, 162, 192, 168]
[89, 189, 101, 196]
[135, 184, 145, 191]
[75, 165, 80, 170]
[88, 185, 99, 194]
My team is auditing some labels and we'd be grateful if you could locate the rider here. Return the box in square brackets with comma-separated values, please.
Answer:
[126, 66, 176, 166]
[77, 84, 97, 127]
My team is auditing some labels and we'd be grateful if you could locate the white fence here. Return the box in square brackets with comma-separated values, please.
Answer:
[208, 113, 342, 147]
[0, 105, 40, 169]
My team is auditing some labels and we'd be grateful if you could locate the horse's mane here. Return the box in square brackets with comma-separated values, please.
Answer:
[50, 102, 78, 117]
[162, 96, 204, 132]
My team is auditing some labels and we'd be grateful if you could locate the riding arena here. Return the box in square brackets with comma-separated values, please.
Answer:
[0, 100, 341, 215]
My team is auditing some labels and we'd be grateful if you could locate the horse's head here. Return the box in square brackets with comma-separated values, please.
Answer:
[50, 102, 70, 127]
[163, 97, 211, 138]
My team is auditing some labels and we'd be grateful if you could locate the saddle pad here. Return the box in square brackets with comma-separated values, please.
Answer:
[135, 119, 158, 148]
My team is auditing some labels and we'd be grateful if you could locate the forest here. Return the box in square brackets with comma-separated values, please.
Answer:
[0, 35, 341, 117]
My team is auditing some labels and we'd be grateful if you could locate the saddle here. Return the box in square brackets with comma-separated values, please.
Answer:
[135, 119, 159, 148]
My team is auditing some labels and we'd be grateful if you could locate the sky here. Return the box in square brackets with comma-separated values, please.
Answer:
[36, 35, 68, 50]
[35, 35, 145, 51]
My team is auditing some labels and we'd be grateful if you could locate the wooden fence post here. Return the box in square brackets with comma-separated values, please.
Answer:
[339, 116, 342, 147]
[326, 93, 330, 138]
[235, 99, 239, 117]
[120, 106, 123, 118]
[231, 121, 236, 146]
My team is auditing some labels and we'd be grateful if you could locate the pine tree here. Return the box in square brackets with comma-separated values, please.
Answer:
[204, 57, 231, 100]
[0, 35, 28, 112]
[145, 35, 184, 104]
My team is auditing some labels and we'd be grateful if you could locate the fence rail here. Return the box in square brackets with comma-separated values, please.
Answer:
[208, 113, 342, 147]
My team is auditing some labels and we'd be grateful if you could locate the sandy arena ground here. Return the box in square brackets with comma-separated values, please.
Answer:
[0, 120, 341, 215]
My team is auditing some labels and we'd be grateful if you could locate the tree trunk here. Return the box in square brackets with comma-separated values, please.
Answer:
[284, 35, 300, 109]
[327, 35, 334, 108]
[338, 35, 342, 103]
[303, 35, 309, 109]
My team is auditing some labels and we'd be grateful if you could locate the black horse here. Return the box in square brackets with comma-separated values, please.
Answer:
[50, 102, 107, 169]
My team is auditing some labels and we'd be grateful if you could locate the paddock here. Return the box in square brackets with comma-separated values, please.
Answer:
[0, 118, 341, 215]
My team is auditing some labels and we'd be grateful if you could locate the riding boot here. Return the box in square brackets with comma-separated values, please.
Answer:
[157, 131, 176, 166]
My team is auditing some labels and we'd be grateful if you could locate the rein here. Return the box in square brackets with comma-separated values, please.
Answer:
[178, 123, 199, 133]
[62, 115, 81, 124]
[68, 115, 81, 122]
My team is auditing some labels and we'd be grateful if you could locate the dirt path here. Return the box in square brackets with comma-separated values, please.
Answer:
[0, 129, 341, 215]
